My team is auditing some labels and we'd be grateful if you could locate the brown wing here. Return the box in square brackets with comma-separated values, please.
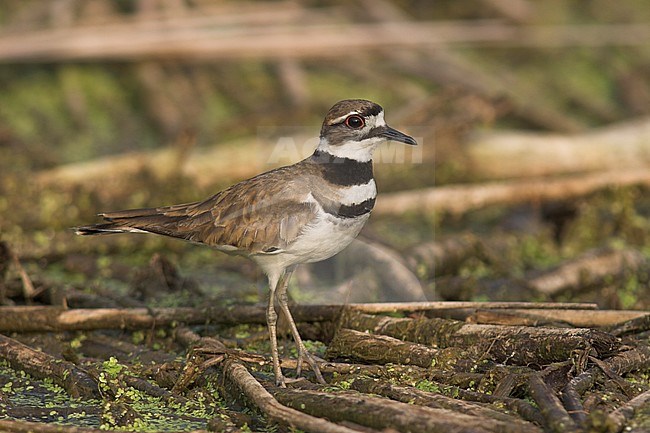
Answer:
[81, 164, 318, 254]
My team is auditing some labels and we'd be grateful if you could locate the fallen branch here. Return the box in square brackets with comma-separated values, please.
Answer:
[272, 385, 507, 433]
[342, 312, 620, 365]
[223, 360, 360, 433]
[347, 376, 542, 433]
[560, 346, 650, 424]
[607, 389, 650, 433]
[3, 20, 650, 63]
[526, 247, 648, 296]
[528, 375, 579, 433]
[469, 308, 650, 328]
[374, 168, 650, 215]
[325, 328, 443, 368]
[0, 333, 99, 399]
[467, 117, 650, 178]
[0, 419, 109, 433]
[339, 239, 425, 301]
[405, 234, 482, 278]
[0, 302, 598, 332]
[0, 304, 338, 332]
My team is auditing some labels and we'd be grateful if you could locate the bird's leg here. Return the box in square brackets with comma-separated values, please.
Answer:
[275, 266, 326, 384]
[266, 275, 285, 387]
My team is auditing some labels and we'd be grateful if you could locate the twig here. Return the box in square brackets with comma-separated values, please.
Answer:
[560, 347, 650, 426]
[6, 244, 37, 300]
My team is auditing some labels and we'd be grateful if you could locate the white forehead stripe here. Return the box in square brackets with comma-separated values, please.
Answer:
[374, 111, 386, 127]
[331, 111, 360, 124]
[330, 109, 386, 126]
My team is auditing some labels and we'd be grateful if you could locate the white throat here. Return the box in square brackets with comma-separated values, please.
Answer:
[316, 137, 380, 162]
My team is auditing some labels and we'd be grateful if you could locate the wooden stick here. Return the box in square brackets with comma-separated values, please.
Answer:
[223, 360, 361, 433]
[2, 21, 650, 63]
[0, 302, 599, 332]
[469, 308, 650, 328]
[0, 304, 336, 332]
[344, 301, 598, 312]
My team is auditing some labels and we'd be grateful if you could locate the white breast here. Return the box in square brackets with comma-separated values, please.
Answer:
[253, 195, 370, 273]
[338, 179, 377, 205]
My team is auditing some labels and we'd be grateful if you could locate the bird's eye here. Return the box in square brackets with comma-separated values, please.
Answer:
[345, 115, 365, 129]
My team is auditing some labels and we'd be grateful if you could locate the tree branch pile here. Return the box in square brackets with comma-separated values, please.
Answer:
[0, 301, 648, 432]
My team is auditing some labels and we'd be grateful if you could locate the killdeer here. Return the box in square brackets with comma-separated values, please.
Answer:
[75, 99, 417, 386]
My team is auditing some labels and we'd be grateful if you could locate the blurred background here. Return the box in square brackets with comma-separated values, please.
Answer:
[0, 0, 649, 310]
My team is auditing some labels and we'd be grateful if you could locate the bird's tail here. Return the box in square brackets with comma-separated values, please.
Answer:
[74, 205, 194, 239]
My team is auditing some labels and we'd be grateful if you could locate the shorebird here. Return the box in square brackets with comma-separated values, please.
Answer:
[75, 99, 417, 385]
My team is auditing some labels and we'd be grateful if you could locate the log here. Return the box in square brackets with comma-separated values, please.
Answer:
[342, 312, 620, 365]
[406, 234, 482, 278]
[36, 139, 277, 191]
[467, 117, 650, 178]
[374, 168, 650, 215]
[338, 239, 425, 301]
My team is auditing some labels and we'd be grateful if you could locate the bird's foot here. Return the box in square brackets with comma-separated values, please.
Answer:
[295, 345, 326, 384]
[275, 373, 287, 388]
[272, 360, 287, 387]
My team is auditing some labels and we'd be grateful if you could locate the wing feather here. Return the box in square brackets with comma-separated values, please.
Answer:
[76, 163, 320, 254]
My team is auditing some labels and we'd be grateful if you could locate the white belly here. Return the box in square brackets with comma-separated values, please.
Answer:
[290, 212, 370, 263]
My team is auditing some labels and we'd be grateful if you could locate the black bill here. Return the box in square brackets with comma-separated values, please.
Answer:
[375, 125, 417, 146]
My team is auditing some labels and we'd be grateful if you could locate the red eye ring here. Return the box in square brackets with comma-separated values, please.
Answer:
[345, 115, 365, 129]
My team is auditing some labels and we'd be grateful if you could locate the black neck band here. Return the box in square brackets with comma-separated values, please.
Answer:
[310, 149, 373, 186]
